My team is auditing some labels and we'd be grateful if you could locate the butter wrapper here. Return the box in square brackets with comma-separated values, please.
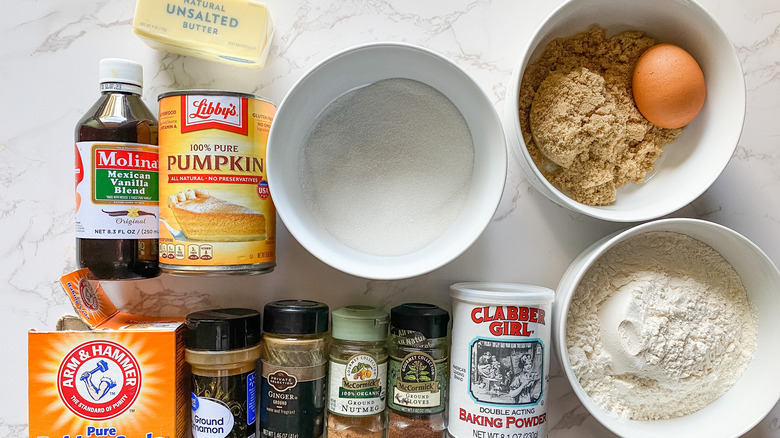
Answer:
[132, 0, 274, 68]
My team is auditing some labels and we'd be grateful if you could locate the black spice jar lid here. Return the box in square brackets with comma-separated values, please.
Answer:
[185, 308, 262, 351]
[263, 300, 329, 335]
[391, 303, 450, 339]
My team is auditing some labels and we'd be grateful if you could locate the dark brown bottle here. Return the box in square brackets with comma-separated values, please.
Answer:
[75, 58, 159, 279]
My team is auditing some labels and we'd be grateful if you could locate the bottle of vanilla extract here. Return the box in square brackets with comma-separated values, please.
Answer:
[75, 58, 159, 279]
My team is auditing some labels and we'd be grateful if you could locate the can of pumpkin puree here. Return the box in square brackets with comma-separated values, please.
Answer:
[448, 283, 554, 438]
[158, 90, 276, 275]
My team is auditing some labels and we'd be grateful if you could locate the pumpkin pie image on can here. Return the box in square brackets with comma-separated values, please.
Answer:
[167, 188, 266, 241]
[157, 90, 276, 275]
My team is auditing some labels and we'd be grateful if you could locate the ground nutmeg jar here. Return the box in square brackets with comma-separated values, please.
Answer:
[327, 305, 389, 438]
[185, 308, 262, 438]
[260, 300, 329, 438]
[387, 303, 450, 438]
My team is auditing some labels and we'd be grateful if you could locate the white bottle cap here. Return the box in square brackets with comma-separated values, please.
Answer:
[99, 58, 143, 94]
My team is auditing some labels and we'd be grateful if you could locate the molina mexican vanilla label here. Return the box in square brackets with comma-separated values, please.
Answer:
[75, 143, 159, 239]
[158, 91, 276, 273]
[449, 283, 555, 438]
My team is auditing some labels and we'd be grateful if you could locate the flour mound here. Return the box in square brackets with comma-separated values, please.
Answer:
[566, 231, 757, 420]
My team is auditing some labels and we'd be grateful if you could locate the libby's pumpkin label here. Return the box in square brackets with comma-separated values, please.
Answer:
[157, 92, 276, 271]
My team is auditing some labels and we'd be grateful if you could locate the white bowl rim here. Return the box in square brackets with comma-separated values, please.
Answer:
[267, 41, 507, 280]
[504, 0, 747, 223]
[553, 217, 780, 436]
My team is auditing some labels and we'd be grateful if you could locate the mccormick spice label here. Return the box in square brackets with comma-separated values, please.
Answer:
[449, 284, 554, 438]
[328, 353, 387, 416]
[388, 351, 447, 414]
[28, 270, 187, 438]
[157, 91, 276, 273]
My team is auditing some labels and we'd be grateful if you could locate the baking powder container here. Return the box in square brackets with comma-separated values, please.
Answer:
[448, 283, 554, 438]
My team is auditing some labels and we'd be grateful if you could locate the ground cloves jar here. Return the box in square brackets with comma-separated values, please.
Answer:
[387, 303, 450, 438]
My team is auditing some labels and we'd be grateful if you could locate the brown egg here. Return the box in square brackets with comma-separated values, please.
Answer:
[632, 43, 706, 129]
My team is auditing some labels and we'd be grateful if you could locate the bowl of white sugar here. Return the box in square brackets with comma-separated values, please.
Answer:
[267, 42, 506, 280]
[553, 218, 780, 437]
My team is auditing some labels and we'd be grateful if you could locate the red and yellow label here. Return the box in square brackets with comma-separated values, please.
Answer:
[27, 270, 187, 437]
[28, 330, 186, 438]
[157, 92, 276, 270]
[75, 142, 159, 239]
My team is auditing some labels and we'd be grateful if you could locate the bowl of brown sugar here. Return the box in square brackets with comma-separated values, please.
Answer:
[504, 0, 746, 222]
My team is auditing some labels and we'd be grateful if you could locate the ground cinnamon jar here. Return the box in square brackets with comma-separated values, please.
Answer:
[185, 308, 262, 438]
[327, 306, 389, 438]
[387, 303, 450, 438]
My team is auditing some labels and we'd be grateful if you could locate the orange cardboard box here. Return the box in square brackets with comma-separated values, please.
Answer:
[28, 269, 188, 438]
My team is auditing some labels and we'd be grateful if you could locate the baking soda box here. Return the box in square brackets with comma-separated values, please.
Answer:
[28, 269, 188, 438]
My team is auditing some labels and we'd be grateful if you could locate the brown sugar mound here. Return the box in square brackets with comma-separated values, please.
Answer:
[530, 68, 613, 168]
[519, 27, 682, 206]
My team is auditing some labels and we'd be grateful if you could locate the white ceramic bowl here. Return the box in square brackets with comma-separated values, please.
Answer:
[267, 42, 506, 280]
[553, 218, 780, 437]
[504, 0, 745, 222]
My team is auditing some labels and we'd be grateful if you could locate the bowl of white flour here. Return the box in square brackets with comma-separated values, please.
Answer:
[553, 218, 780, 437]
[267, 42, 506, 279]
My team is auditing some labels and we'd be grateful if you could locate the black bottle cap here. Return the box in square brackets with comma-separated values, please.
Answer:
[390, 303, 450, 339]
[185, 308, 262, 351]
[263, 300, 329, 335]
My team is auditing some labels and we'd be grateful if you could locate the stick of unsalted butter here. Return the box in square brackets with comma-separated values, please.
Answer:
[132, 0, 274, 68]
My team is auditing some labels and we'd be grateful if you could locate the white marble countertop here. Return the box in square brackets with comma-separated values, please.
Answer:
[3, 0, 780, 436]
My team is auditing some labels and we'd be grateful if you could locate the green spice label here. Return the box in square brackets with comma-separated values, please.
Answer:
[75, 141, 159, 239]
[388, 352, 447, 414]
[328, 354, 387, 416]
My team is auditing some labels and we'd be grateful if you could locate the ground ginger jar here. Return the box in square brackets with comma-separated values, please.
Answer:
[260, 300, 329, 438]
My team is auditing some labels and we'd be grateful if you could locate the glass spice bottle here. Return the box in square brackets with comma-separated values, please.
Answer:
[387, 303, 450, 438]
[260, 300, 329, 438]
[75, 58, 159, 279]
[327, 306, 389, 438]
[185, 308, 262, 438]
